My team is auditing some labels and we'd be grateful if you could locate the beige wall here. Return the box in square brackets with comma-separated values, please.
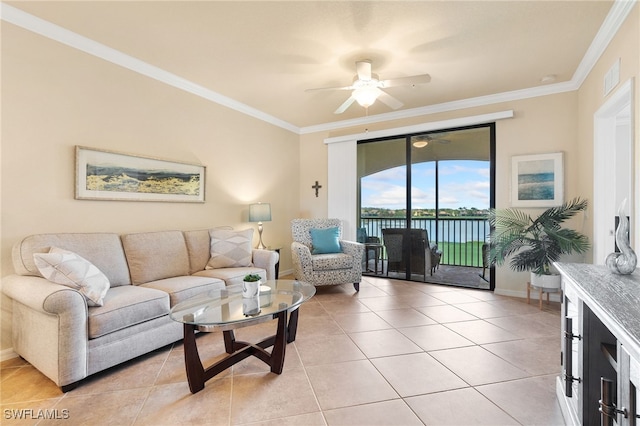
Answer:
[0, 24, 300, 351]
[576, 4, 640, 256]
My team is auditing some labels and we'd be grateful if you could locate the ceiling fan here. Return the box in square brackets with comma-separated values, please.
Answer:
[306, 60, 431, 114]
[412, 133, 450, 148]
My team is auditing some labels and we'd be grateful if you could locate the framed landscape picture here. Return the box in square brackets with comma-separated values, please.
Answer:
[511, 152, 563, 207]
[76, 146, 205, 202]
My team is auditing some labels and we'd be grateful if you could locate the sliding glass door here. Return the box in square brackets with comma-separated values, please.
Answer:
[358, 124, 495, 290]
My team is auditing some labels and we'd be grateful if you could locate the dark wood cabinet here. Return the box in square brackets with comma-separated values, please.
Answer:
[556, 263, 640, 425]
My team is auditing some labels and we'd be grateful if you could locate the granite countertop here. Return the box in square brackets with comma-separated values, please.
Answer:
[555, 262, 640, 357]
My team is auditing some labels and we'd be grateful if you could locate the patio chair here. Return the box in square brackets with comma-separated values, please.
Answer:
[291, 219, 364, 291]
[382, 228, 441, 281]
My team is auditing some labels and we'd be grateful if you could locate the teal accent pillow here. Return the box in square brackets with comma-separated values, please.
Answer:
[310, 227, 341, 254]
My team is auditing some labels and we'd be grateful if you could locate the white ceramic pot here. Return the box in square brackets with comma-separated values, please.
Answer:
[530, 272, 561, 289]
[242, 280, 261, 298]
[242, 295, 260, 316]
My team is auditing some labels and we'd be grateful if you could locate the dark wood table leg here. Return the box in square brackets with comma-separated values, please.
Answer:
[183, 323, 205, 393]
[223, 329, 235, 354]
[270, 310, 288, 374]
[287, 308, 299, 343]
[182, 310, 295, 393]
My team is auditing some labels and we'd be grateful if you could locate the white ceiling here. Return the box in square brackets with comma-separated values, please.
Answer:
[3, 1, 622, 132]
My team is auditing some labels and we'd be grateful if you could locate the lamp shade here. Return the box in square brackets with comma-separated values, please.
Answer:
[249, 203, 272, 222]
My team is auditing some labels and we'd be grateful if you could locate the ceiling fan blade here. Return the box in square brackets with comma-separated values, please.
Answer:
[334, 95, 356, 114]
[380, 73, 431, 88]
[305, 85, 354, 92]
[356, 60, 372, 81]
[375, 89, 404, 110]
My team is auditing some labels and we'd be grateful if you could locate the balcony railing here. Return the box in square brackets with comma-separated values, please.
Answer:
[359, 216, 490, 268]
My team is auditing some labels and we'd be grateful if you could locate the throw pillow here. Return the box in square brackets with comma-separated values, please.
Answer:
[310, 227, 341, 254]
[33, 247, 110, 307]
[206, 228, 254, 269]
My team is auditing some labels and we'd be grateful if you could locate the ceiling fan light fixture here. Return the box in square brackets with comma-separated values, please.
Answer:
[353, 86, 379, 108]
[413, 140, 429, 148]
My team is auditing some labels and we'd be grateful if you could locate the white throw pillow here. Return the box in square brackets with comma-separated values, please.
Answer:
[33, 247, 110, 307]
[206, 228, 254, 269]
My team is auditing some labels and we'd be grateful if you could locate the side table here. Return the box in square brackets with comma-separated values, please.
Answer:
[365, 243, 384, 274]
[268, 247, 281, 278]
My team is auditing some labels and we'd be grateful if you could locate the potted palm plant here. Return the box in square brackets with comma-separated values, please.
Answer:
[488, 197, 590, 289]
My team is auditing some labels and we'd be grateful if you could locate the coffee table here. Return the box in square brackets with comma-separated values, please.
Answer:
[169, 279, 315, 393]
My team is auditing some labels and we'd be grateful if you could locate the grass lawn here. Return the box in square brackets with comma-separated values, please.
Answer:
[439, 241, 485, 267]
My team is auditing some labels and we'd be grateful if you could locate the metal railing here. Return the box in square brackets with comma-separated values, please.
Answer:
[359, 217, 490, 267]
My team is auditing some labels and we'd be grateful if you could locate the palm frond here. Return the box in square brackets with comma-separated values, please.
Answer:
[488, 197, 589, 274]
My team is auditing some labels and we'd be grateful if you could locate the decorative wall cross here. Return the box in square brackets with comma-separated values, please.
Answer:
[312, 181, 322, 197]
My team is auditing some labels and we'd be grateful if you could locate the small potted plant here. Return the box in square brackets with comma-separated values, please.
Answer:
[242, 274, 262, 298]
[488, 197, 590, 289]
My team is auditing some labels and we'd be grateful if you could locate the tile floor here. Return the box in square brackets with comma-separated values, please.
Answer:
[1, 276, 566, 425]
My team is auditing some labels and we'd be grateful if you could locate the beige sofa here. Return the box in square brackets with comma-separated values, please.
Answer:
[2, 228, 279, 391]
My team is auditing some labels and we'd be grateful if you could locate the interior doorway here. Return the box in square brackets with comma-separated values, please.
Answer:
[593, 79, 635, 264]
[357, 124, 495, 290]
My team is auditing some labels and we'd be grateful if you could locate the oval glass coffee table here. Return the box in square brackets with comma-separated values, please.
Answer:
[170, 279, 315, 393]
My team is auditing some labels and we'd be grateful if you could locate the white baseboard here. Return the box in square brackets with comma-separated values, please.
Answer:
[494, 287, 562, 303]
[278, 268, 294, 278]
[1, 348, 18, 362]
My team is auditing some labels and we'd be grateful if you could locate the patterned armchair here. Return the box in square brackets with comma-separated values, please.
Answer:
[291, 219, 364, 291]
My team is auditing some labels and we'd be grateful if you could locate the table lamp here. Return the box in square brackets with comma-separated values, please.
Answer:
[249, 202, 271, 249]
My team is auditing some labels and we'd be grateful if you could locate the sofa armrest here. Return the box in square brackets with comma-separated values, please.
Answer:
[2, 274, 89, 387]
[340, 240, 365, 258]
[3, 275, 87, 315]
[251, 249, 279, 280]
[291, 241, 313, 278]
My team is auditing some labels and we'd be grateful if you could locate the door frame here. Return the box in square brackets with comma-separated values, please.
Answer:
[593, 79, 635, 264]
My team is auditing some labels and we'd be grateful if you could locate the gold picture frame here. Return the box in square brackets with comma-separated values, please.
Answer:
[75, 146, 205, 203]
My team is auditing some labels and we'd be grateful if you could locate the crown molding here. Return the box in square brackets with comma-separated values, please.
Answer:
[0, 3, 301, 134]
[572, 0, 637, 86]
[1, 1, 634, 136]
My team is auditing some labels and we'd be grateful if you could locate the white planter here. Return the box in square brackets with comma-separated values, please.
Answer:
[530, 272, 561, 289]
[242, 295, 260, 316]
[242, 280, 261, 298]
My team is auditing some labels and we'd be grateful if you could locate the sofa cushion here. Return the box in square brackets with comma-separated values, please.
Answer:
[12, 233, 131, 286]
[310, 227, 341, 254]
[140, 276, 225, 306]
[194, 267, 266, 286]
[183, 229, 212, 274]
[33, 247, 110, 306]
[88, 285, 169, 339]
[206, 228, 254, 269]
[121, 231, 190, 285]
[311, 253, 354, 271]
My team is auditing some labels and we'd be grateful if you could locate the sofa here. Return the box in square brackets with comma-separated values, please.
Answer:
[2, 228, 279, 391]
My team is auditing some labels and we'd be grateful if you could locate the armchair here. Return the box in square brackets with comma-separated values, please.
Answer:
[382, 228, 442, 281]
[291, 219, 364, 291]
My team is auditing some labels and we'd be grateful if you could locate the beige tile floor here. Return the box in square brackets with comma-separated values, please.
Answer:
[1, 276, 566, 425]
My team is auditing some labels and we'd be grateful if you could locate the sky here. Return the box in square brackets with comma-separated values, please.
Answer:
[361, 160, 490, 210]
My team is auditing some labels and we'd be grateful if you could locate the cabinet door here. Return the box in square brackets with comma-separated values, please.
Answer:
[562, 279, 583, 424]
[626, 350, 639, 425]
